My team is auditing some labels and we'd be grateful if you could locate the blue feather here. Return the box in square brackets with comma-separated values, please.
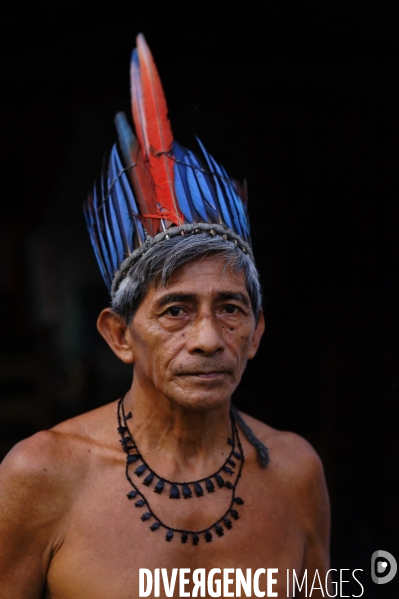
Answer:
[173, 142, 196, 222]
[99, 167, 120, 274]
[208, 154, 243, 238]
[186, 151, 219, 221]
[104, 179, 125, 268]
[119, 170, 145, 247]
[185, 154, 208, 222]
[114, 157, 145, 247]
[111, 145, 146, 249]
[195, 137, 234, 230]
[114, 112, 136, 168]
[174, 162, 193, 222]
[219, 164, 249, 240]
[108, 145, 132, 258]
[93, 185, 116, 283]
[84, 199, 112, 289]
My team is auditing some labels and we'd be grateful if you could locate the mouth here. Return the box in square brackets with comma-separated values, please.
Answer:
[178, 371, 231, 380]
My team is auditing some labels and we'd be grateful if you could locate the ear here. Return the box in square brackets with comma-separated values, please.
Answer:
[96, 308, 135, 364]
[247, 310, 265, 360]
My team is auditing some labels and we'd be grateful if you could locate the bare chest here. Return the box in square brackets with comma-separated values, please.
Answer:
[46, 458, 305, 598]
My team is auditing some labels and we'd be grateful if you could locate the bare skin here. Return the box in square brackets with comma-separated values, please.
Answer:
[0, 255, 330, 598]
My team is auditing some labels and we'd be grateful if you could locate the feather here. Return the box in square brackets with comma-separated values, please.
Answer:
[219, 164, 249, 240]
[174, 141, 221, 223]
[185, 155, 208, 222]
[208, 154, 244, 239]
[234, 178, 248, 206]
[115, 112, 160, 236]
[93, 184, 117, 281]
[173, 161, 194, 222]
[114, 111, 137, 167]
[186, 150, 219, 222]
[112, 148, 146, 247]
[173, 142, 196, 222]
[108, 145, 131, 257]
[130, 50, 149, 159]
[100, 177, 120, 274]
[195, 137, 234, 230]
[134, 34, 183, 225]
[84, 196, 112, 288]
[111, 137, 148, 246]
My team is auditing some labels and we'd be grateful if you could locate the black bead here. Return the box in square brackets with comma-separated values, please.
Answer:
[143, 472, 155, 486]
[166, 529, 174, 542]
[215, 473, 225, 488]
[134, 464, 147, 477]
[192, 534, 199, 545]
[194, 482, 204, 497]
[227, 438, 234, 446]
[134, 499, 145, 507]
[233, 451, 242, 460]
[120, 437, 131, 445]
[124, 412, 132, 420]
[154, 479, 165, 494]
[205, 530, 212, 542]
[127, 490, 137, 500]
[223, 466, 234, 475]
[225, 481, 234, 489]
[181, 532, 188, 544]
[205, 478, 215, 493]
[170, 484, 180, 499]
[123, 445, 134, 453]
[117, 426, 127, 434]
[141, 512, 151, 521]
[235, 497, 244, 505]
[127, 454, 140, 464]
[227, 459, 236, 467]
[223, 516, 232, 529]
[183, 484, 192, 498]
[150, 522, 160, 531]
[231, 509, 239, 520]
[215, 524, 224, 537]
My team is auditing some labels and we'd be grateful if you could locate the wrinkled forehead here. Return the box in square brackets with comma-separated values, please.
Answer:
[147, 254, 250, 304]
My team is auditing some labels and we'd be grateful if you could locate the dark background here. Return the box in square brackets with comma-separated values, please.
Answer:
[0, 1, 398, 596]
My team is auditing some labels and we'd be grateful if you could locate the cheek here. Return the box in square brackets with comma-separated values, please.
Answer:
[147, 332, 187, 368]
[225, 326, 253, 357]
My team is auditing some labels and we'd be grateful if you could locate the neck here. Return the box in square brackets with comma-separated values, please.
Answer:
[122, 379, 232, 479]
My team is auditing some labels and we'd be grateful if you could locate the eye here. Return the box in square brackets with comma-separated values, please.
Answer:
[165, 306, 184, 317]
[223, 304, 239, 314]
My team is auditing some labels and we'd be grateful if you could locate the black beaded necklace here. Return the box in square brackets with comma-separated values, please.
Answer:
[117, 397, 245, 545]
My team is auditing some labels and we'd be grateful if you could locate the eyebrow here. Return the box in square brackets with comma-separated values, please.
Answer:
[156, 291, 250, 308]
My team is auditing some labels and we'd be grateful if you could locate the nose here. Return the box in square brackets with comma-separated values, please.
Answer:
[186, 313, 225, 356]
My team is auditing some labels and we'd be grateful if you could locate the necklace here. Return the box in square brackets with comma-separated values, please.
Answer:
[117, 397, 245, 545]
[118, 399, 241, 498]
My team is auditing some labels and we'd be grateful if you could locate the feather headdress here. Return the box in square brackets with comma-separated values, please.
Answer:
[84, 34, 253, 296]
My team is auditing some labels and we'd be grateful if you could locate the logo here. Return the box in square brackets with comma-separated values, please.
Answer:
[371, 550, 397, 584]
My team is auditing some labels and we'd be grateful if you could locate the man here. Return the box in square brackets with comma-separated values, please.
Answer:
[0, 35, 330, 597]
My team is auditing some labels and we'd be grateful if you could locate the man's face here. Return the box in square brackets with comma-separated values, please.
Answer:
[126, 254, 264, 411]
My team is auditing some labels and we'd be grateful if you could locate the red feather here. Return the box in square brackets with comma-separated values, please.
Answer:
[129, 140, 161, 236]
[114, 111, 161, 236]
[134, 34, 183, 226]
[130, 51, 149, 160]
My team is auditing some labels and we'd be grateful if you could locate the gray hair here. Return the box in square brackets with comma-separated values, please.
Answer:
[111, 232, 262, 324]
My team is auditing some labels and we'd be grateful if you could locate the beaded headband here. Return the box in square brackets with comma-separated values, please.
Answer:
[84, 34, 253, 296]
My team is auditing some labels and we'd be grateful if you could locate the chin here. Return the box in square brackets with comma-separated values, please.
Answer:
[167, 386, 232, 413]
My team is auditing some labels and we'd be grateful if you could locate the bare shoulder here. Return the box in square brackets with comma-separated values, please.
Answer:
[238, 411, 329, 523]
[0, 400, 120, 590]
[238, 410, 325, 478]
[0, 400, 119, 519]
